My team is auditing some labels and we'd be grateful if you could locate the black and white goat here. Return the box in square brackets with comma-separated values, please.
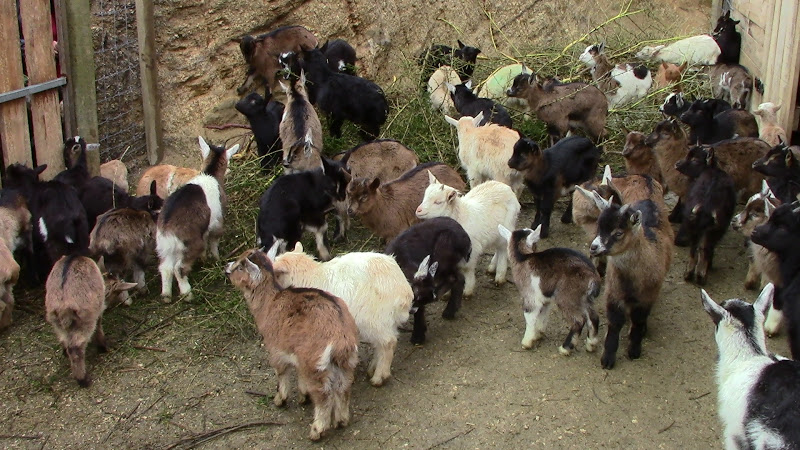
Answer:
[447, 81, 512, 128]
[701, 284, 800, 449]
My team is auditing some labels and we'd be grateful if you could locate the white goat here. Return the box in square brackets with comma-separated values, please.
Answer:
[701, 284, 800, 450]
[269, 242, 412, 387]
[444, 112, 524, 195]
[416, 173, 520, 296]
[636, 35, 721, 66]
[427, 65, 461, 115]
[753, 103, 788, 147]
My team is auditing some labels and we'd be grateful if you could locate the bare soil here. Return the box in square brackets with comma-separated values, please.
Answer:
[0, 196, 789, 449]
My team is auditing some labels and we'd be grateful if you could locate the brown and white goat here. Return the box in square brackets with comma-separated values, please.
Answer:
[45, 255, 136, 386]
[710, 63, 763, 110]
[507, 72, 607, 143]
[278, 72, 324, 174]
[623, 131, 664, 185]
[237, 26, 318, 97]
[576, 185, 673, 369]
[578, 43, 652, 108]
[346, 162, 467, 242]
[753, 102, 788, 147]
[499, 225, 601, 355]
[226, 249, 358, 441]
[156, 137, 239, 300]
[654, 62, 687, 91]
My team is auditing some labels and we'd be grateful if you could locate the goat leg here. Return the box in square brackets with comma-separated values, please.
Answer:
[442, 273, 465, 320]
[627, 305, 651, 360]
[668, 198, 684, 223]
[560, 196, 574, 224]
[601, 302, 626, 369]
[410, 305, 427, 345]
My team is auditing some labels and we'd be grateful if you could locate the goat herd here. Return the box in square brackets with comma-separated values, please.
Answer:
[1, 11, 800, 446]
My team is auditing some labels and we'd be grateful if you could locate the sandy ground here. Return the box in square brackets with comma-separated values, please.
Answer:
[0, 194, 789, 449]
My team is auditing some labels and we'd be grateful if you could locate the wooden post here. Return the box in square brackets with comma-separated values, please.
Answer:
[711, 0, 723, 28]
[57, 0, 100, 176]
[19, 0, 64, 180]
[0, 0, 32, 172]
[136, 0, 164, 165]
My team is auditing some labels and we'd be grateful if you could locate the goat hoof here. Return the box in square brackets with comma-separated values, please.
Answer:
[298, 393, 310, 405]
[683, 271, 695, 282]
[695, 275, 707, 286]
[160, 295, 172, 304]
[558, 345, 572, 356]
[369, 375, 388, 387]
[410, 335, 425, 345]
[744, 280, 759, 291]
[441, 310, 456, 320]
[77, 377, 92, 388]
[628, 346, 642, 360]
[97, 344, 108, 354]
[309, 425, 323, 441]
[601, 353, 616, 370]
[273, 395, 286, 407]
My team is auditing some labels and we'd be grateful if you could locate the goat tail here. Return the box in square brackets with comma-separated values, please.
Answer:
[54, 307, 80, 330]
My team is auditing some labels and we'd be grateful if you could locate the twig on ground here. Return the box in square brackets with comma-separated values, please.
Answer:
[203, 123, 251, 131]
[425, 427, 475, 449]
[689, 392, 711, 401]
[658, 420, 676, 434]
[163, 421, 285, 450]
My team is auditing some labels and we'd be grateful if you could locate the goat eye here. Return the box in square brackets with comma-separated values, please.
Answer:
[614, 231, 624, 238]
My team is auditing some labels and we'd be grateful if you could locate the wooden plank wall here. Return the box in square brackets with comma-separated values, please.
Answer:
[0, 0, 33, 169]
[19, 0, 64, 180]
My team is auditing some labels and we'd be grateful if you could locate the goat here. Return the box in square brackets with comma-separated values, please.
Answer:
[578, 43, 652, 108]
[622, 131, 663, 185]
[0, 241, 19, 330]
[346, 162, 467, 242]
[291, 49, 388, 140]
[700, 284, 800, 449]
[713, 11, 742, 65]
[636, 35, 721, 66]
[257, 157, 350, 261]
[427, 66, 461, 115]
[499, 224, 601, 355]
[680, 98, 759, 144]
[269, 242, 412, 386]
[444, 112, 524, 194]
[447, 81, 513, 127]
[330, 139, 419, 241]
[320, 38, 357, 75]
[731, 182, 781, 292]
[278, 72, 324, 174]
[674, 146, 737, 284]
[752, 143, 800, 204]
[136, 164, 199, 198]
[576, 186, 673, 369]
[226, 249, 358, 440]
[751, 201, 800, 359]
[508, 136, 601, 238]
[710, 64, 764, 110]
[475, 63, 530, 111]
[417, 175, 520, 296]
[698, 138, 771, 199]
[659, 92, 692, 118]
[385, 217, 472, 344]
[236, 26, 318, 96]
[99, 160, 129, 192]
[156, 137, 239, 300]
[418, 40, 481, 84]
[45, 255, 137, 386]
[644, 118, 690, 221]
[4, 163, 89, 281]
[0, 189, 33, 259]
[753, 103, 788, 147]
[235, 92, 284, 172]
[654, 62, 687, 90]
[507, 72, 607, 143]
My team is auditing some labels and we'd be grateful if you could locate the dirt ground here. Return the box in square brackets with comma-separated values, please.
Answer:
[0, 193, 790, 449]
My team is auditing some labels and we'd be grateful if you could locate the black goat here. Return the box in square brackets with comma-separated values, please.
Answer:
[385, 217, 471, 344]
[679, 98, 757, 144]
[4, 164, 89, 281]
[320, 39, 356, 75]
[235, 92, 284, 172]
[290, 49, 388, 140]
[418, 40, 481, 85]
[448, 81, 512, 128]
[674, 146, 736, 284]
[508, 136, 601, 238]
[752, 201, 800, 359]
[713, 11, 741, 65]
[256, 157, 350, 262]
[659, 92, 693, 118]
[752, 144, 800, 204]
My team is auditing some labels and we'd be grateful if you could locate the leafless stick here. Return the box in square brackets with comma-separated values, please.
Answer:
[163, 421, 285, 450]
[425, 427, 474, 449]
[203, 123, 252, 131]
[658, 420, 676, 434]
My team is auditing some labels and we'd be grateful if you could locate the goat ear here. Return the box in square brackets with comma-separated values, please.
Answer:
[149, 180, 157, 196]
[414, 255, 430, 279]
[661, 62, 668, 70]
[428, 261, 438, 277]
[629, 209, 642, 227]
[266, 239, 283, 260]
[700, 289, 727, 325]
[427, 170, 439, 185]
[225, 143, 241, 160]
[497, 224, 512, 243]
[754, 283, 774, 318]
[299, 69, 307, 86]
[444, 115, 459, 127]
[765, 197, 778, 217]
[786, 150, 796, 167]
[368, 178, 381, 191]
[706, 147, 716, 165]
[198, 136, 211, 160]
[575, 185, 604, 210]
[520, 65, 530, 75]
[116, 281, 139, 292]
[293, 242, 304, 253]
[678, 62, 688, 72]
[465, 80, 472, 90]
[774, 104, 782, 112]
[526, 225, 542, 247]
[760, 180, 771, 197]
[473, 111, 484, 127]
[457, 39, 465, 49]
[445, 82, 456, 94]
[601, 165, 613, 185]
[598, 42, 605, 53]
[244, 257, 263, 282]
[34, 164, 47, 176]
[446, 189, 458, 203]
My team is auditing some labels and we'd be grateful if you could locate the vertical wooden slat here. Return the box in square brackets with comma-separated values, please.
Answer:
[19, 0, 64, 180]
[136, 0, 164, 165]
[0, 0, 32, 172]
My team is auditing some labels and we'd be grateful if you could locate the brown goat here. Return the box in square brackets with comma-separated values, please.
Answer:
[0, 190, 32, 255]
[645, 119, 691, 221]
[136, 164, 199, 198]
[226, 249, 358, 441]
[710, 63, 763, 109]
[99, 160, 129, 192]
[507, 72, 608, 143]
[703, 137, 771, 198]
[654, 62, 687, 90]
[0, 241, 19, 331]
[237, 26, 318, 97]
[347, 162, 467, 242]
[90, 207, 158, 298]
[278, 73, 324, 174]
[623, 131, 664, 185]
[45, 255, 136, 386]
